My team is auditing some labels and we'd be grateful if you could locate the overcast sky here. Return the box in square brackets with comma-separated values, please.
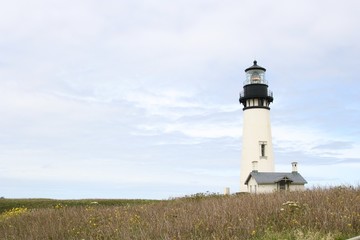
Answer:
[1, 0, 359, 199]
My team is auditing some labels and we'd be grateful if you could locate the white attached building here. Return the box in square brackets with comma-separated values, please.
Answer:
[244, 162, 307, 193]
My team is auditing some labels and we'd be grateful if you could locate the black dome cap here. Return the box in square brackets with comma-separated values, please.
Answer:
[245, 60, 266, 72]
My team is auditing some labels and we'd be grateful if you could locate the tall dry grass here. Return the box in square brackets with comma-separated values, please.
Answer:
[0, 186, 359, 239]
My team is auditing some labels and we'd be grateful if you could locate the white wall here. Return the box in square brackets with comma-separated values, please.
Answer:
[289, 184, 305, 191]
[246, 176, 306, 193]
[258, 184, 277, 193]
[247, 177, 258, 193]
[240, 108, 274, 192]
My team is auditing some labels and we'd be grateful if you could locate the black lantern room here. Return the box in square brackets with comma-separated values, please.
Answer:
[239, 61, 273, 110]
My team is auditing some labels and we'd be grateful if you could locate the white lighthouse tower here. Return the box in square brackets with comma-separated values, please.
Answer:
[239, 61, 275, 192]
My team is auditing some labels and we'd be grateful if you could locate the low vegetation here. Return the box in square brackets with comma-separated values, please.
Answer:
[0, 186, 359, 239]
[0, 198, 156, 214]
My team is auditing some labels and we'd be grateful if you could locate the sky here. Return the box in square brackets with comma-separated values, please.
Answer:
[0, 0, 359, 199]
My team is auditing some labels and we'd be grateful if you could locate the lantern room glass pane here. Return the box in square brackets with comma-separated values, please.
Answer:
[245, 70, 267, 85]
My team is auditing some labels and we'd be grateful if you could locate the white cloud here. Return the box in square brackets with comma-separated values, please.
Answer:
[163, 121, 241, 139]
[273, 123, 360, 160]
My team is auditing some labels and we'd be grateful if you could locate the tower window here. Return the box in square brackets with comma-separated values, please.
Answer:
[259, 141, 267, 158]
[261, 144, 265, 156]
[260, 99, 264, 106]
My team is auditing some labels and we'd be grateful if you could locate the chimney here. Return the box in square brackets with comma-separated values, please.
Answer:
[292, 162, 298, 172]
[252, 161, 258, 172]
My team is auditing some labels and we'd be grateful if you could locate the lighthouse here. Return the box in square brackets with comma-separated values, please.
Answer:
[239, 61, 275, 192]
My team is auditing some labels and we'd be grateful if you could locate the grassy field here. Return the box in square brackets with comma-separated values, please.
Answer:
[0, 186, 359, 239]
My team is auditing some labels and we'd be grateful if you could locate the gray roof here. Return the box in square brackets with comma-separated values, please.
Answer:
[245, 171, 307, 185]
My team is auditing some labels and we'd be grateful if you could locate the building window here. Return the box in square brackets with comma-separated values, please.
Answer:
[278, 178, 289, 191]
[259, 141, 267, 158]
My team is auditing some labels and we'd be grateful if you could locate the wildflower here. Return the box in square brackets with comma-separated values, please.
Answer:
[0, 207, 28, 220]
[54, 203, 64, 209]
